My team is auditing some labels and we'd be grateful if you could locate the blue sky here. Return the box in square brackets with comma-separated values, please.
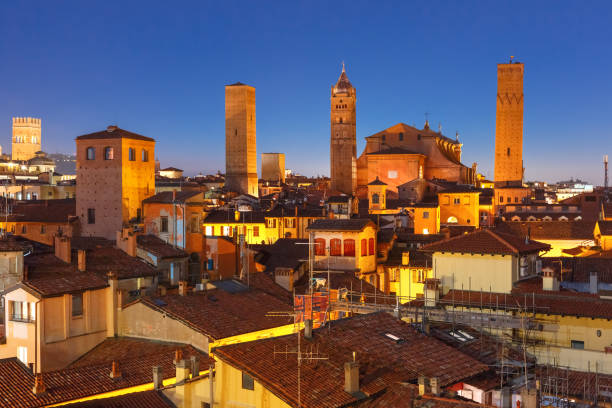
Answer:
[1, 1, 611, 184]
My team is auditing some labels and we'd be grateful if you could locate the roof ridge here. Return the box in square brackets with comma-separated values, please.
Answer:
[485, 229, 519, 254]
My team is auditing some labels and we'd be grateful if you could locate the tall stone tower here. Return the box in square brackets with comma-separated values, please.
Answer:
[330, 64, 357, 195]
[12, 117, 42, 161]
[494, 60, 524, 187]
[225, 82, 258, 197]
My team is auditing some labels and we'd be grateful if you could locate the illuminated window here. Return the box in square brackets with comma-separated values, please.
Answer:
[344, 239, 355, 257]
[86, 147, 95, 160]
[205, 226, 213, 236]
[388, 170, 398, 179]
[330, 239, 342, 256]
[104, 147, 114, 160]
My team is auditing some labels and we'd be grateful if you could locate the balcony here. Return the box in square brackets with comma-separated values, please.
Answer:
[10, 314, 34, 324]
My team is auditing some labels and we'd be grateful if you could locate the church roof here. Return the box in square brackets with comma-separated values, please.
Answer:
[333, 64, 353, 92]
[367, 147, 423, 156]
[368, 177, 388, 186]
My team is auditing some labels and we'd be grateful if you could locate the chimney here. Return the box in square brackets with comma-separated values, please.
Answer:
[54, 235, 71, 263]
[172, 190, 177, 202]
[542, 266, 559, 291]
[424, 279, 440, 307]
[429, 377, 440, 396]
[77, 249, 86, 272]
[153, 366, 163, 390]
[590, 272, 598, 294]
[344, 352, 359, 395]
[418, 375, 428, 396]
[174, 349, 183, 364]
[175, 359, 190, 383]
[32, 373, 46, 396]
[402, 251, 410, 266]
[190, 355, 200, 377]
[304, 319, 313, 340]
[109, 361, 122, 379]
[23, 265, 29, 281]
[178, 281, 188, 296]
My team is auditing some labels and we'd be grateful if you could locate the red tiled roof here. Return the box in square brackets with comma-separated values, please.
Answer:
[61, 390, 173, 408]
[535, 365, 612, 398]
[76, 126, 154, 142]
[68, 337, 212, 368]
[7, 199, 76, 223]
[22, 253, 108, 297]
[0, 339, 207, 408]
[142, 191, 202, 204]
[136, 235, 188, 259]
[84, 246, 157, 279]
[136, 289, 293, 340]
[0, 238, 26, 252]
[442, 276, 612, 319]
[496, 220, 596, 240]
[420, 229, 550, 255]
[307, 218, 374, 232]
[597, 220, 612, 235]
[214, 313, 489, 408]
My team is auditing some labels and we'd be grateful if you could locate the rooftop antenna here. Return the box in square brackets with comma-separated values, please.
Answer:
[424, 112, 430, 130]
[438, 123, 442, 133]
[342, 61, 346, 73]
[455, 131, 460, 142]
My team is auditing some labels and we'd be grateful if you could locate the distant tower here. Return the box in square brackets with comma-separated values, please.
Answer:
[494, 59, 524, 187]
[330, 63, 357, 195]
[12, 117, 42, 161]
[261, 153, 285, 183]
[225, 83, 258, 197]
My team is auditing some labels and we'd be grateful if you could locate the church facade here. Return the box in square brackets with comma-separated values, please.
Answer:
[355, 122, 476, 197]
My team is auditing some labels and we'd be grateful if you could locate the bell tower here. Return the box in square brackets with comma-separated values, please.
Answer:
[12, 117, 42, 161]
[494, 59, 524, 187]
[330, 63, 357, 195]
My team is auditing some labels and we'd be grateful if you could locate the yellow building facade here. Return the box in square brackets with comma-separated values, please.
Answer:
[438, 190, 481, 227]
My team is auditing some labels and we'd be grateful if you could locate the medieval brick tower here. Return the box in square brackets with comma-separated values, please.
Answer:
[225, 82, 258, 197]
[494, 60, 524, 187]
[330, 64, 357, 195]
[12, 117, 42, 161]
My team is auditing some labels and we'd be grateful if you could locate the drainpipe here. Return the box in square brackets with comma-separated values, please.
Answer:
[34, 299, 41, 373]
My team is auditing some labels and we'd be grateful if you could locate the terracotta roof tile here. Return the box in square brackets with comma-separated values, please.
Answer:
[214, 313, 489, 408]
[0, 339, 208, 408]
[76, 127, 154, 142]
[61, 390, 173, 408]
[496, 220, 596, 240]
[420, 229, 550, 255]
[142, 191, 201, 204]
[84, 247, 157, 279]
[597, 220, 612, 235]
[7, 199, 76, 223]
[136, 288, 293, 340]
[136, 235, 188, 259]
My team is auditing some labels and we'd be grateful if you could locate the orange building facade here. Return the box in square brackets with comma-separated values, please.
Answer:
[76, 126, 155, 239]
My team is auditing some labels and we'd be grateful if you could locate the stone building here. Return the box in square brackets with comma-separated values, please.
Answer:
[12, 117, 41, 161]
[330, 64, 357, 195]
[76, 125, 155, 239]
[261, 152, 285, 183]
[225, 83, 258, 197]
[494, 59, 524, 187]
[355, 122, 476, 197]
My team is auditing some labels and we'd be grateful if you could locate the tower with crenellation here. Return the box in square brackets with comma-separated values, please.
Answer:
[494, 59, 524, 187]
[12, 117, 42, 161]
[330, 63, 357, 195]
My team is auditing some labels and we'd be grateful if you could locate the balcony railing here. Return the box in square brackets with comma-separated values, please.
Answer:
[10, 314, 34, 323]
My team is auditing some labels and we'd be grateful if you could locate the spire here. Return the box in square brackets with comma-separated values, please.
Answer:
[424, 112, 430, 130]
[333, 62, 353, 93]
[342, 61, 346, 73]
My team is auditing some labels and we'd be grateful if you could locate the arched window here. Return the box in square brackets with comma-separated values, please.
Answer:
[368, 238, 375, 256]
[314, 238, 326, 256]
[142, 149, 149, 162]
[558, 216, 568, 221]
[371, 193, 379, 204]
[128, 148, 136, 161]
[344, 239, 355, 257]
[446, 216, 458, 224]
[330, 238, 342, 256]
[86, 147, 95, 160]
[361, 239, 367, 256]
[104, 147, 114, 160]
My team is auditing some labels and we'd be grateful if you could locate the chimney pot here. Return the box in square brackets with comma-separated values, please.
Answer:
[109, 361, 122, 379]
[190, 355, 199, 377]
[304, 319, 313, 340]
[175, 359, 190, 383]
[32, 373, 46, 396]
[344, 361, 360, 394]
[77, 249, 86, 272]
[174, 349, 183, 364]
[153, 366, 163, 390]
[178, 281, 188, 296]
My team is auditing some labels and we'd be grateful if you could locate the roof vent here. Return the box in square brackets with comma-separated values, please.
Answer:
[107, 125, 118, 132]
